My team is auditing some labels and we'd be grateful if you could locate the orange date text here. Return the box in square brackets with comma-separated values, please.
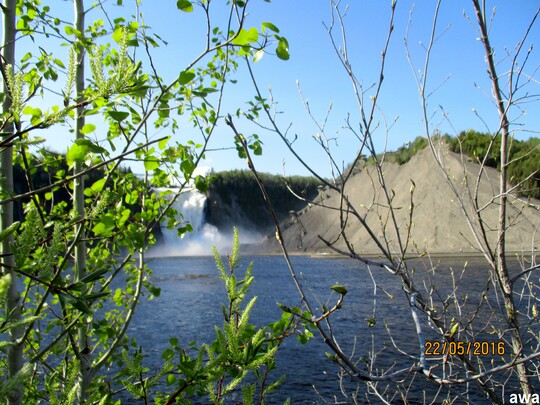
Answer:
[424, 341, 505, 356]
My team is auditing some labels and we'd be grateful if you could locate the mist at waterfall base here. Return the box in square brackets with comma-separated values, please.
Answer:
[149, 187, 262, 256]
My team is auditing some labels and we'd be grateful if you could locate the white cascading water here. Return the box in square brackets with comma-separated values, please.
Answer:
[151, 187, 228, 256]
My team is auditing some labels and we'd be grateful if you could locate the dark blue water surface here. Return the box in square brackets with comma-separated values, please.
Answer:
[122, 255, 537, 404]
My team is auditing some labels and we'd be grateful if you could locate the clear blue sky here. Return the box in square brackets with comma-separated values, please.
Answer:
[30, 1, 540, 177]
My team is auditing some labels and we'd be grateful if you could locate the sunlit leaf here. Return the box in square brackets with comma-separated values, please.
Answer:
[232, 27, 259, 46]
[262, 22, 279, 33]
[276, 37, 289, 60]
[449, 322, 459, 338]
[330, 285, 347, 295]
[176, 0, 193, 12]
[66, 143, 89, 166]
[80, 123, 96, 135]
[53, 58, 65, 68]
[178, 70, 195, 85]
[91, 178, 107, 193]
[144, 156, 160, 171]
[112, 26, 124, 43]
[158, 136, 171, 150]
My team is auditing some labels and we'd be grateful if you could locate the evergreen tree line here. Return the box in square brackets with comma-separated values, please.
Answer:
[446, 131, 539, 199]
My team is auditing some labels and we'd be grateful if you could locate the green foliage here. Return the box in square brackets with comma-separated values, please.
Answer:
[448, 130, 540, 199]
[0, 1, 290, 403]
[448, 130, 501, 167]
[359, 135, 429, 168]
[118, 229, 297, 404]
[392, 136, 429, 165]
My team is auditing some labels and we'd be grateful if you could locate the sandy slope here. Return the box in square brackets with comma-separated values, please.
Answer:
[264, 145, 539, 256]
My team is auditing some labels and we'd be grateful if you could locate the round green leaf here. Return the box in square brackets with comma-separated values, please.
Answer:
[67, 143, 90, 166]
[178, 70, 196, 85]
[177, 0, 193, 12]
[80, 123, 96, 135]
[144, 156, 160, 171]
[166, 374, 176, 385]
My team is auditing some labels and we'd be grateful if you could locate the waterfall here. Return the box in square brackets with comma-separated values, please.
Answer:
[151, 187, 227, 256]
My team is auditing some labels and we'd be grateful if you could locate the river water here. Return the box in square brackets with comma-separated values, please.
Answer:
[123, 254, 535, 404]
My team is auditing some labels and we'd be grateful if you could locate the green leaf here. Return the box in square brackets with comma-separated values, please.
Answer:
[262, 22, 279, 33]
[276, 37, 289, 60]
[53, 58, 65, 68]
[449, 322, 459, 337]
[325, 352, 338, 362]
[71, 299, 92, 314]
[16, 19, 28, 31]
[250, 139, 263, 156]
[22, 106, 42, 118]
[178, 70, 195, 85]
[276, 302, 291, 313]
[147, 285, 161, 298]
[80, 123, 96, 135]
[112, 26, 124, 44]
[67, 139, 106, 165]
[66, 143, 90, 166]
[330, 285, 347, 295]
[0, 221, 20, 243]
[144, 156, 160, 171]
[79, 267, 109, 284]
[91, 178, 107, 193]
[79, 138, 106, 153]
[108, 110, 129, 122]
[232, 28, 259, 46]
[92, 214, 115, 236]
[162, 348, 175, 361]
[21, 52, 32, 63]
[82, 291, 110, 300]
[176, 0, 193, 12]
[297, 333, 309, 345]
[158, 136, 171, 150]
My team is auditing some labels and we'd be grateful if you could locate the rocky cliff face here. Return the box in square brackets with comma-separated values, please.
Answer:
[263, 145, 540, 255]
[205, 187, 260, 232]
[204, 170, 322, 236]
